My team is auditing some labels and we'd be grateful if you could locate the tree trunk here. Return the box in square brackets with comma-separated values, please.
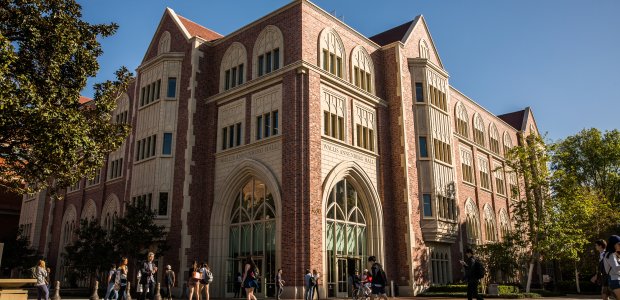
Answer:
[575, 263, 581, 293]
[526, 261, 535, 293]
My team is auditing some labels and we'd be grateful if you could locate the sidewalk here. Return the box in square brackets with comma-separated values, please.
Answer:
[27, 296, 603, 300]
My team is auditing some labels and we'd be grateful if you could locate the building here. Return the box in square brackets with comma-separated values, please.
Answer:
[19, 0, 540, 296]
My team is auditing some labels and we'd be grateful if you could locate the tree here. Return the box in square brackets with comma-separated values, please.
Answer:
[0, 0, 132, 197]
[63, 219, 117, 287]
[111, 203, 169, 272]
[476, 231, 526, 284]
[504, 133, 551, 292]
[1, 227, 39, 276]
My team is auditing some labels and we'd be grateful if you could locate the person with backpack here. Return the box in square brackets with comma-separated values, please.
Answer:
[33, 260, 49, 300]
[304, 269, 314, 300]
[603, 235, 620, 299]
[117, 258, 129, 300]
[590, 239, 610, 300]
[242, 257, 259, 300]
[460, 248, 484, 300]
[367, 256, 388, 300]
[163, 265, 175, 300]
[200, 263, 213, 300]
[105, 263, 118, 300]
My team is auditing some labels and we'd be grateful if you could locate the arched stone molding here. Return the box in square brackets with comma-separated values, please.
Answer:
[419, 39, 430, 59]
[318, 27, 346, 79]
[208, 159, 282, 298]
[464, 198, 481, 245]
[473, 113, 486, 147]
[252, 25, 284, 79]
[455, 101, 469, 137]
[56, 204, 77, 282]
[503, 132, 513, 154]
[499, 208, 510, 239]
[220, 42, 248, 92]
[101, 194, 120, 231]
[80, 199, 97, 221]
[321, 161, 384, 278]
[350, 45, 374, 93]
[158, 31, 171, 55]
[483, 204, 498, 242]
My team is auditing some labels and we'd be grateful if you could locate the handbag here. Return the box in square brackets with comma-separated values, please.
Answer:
[192, 271, 202, 280]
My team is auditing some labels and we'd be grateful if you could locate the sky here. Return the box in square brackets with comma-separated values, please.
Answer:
[77, 0, 619, 141]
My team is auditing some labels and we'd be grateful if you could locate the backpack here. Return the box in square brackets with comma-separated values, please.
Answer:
[204, 270, 213, 283]
[30, 266, 37, 279]
[309, 276, 317, 286]
[474, 259, 486, 279]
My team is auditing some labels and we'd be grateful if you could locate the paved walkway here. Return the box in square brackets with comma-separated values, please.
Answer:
[27, 296, 604, 300]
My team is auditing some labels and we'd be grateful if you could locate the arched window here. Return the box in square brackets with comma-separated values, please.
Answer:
[101, 194, 120, 231]
[499, 208, 510, 239]
[221, 42, 247, 92]
[455, 102, 469, 138]
[58, 205, 77, 287]
[419, 39, 430, 59]
[465, 199, 481, 244]
[319, 28, 345, 78]
[158, 31, 171, 55]
[503, 132, 513, 156]
[350, 46, 374, 93]
[81, 199, 97, 221]
[228, 178, 276, 293]
[326, 178, 367, 295]
[483, 204, 498, 242]
[473, 114, 486, 147]
[489, 123, 500, 154]
[253, 25, 283, 78]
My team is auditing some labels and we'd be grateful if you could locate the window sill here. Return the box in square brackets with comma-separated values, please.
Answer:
[479, 187, 492, 194]
[134, 156, 157, 165]
[138, 99, 161, 111]
[254, 133, 281, 144]
[106, 177, 124, 184]
[463, 181, 476, 188]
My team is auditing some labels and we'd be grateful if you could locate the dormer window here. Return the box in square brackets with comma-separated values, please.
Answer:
[254, 26, 283, 78]
[319, 28, 345, 79]
[351, 46, 374, 93]
[221, 42, 247, 92]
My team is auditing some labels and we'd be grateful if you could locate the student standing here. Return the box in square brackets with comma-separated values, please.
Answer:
[105, 264, 118, 300]
[460, 249, 484, 300]
[368, 256, 388, 300]
[188, 261, 201, 300]
[275, 269, 284, 300]
[117, 258, 129, 300]
[35, 260, 49, 300]
[164, 265, 176, 300]
[604, 235, 620, 299]
[312, 270, 320, 300]
[304, 269, 314, 300]
[242, 257, 258, 300]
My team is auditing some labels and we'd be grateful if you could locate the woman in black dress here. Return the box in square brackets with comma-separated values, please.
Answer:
[242, 257, 258, 300]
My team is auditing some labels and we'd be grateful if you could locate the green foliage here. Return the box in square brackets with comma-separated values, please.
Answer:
[63, 202, 169, 280]
[110, 202, 169, 263]
[1, 227, 39, 273]
[476, 232, 527, 283]
[63, 219, 117, 277]
[0, 0, 132, 196]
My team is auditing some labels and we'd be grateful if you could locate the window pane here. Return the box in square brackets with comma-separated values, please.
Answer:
[258, 55, 264, 76]
[415, 83, 424, 102]
[264, 112, 270, 138]
[222, 127, 228, 150]
[158, 193, 168, 216]
[369, 129, 374, 151]
[156, 79, 161, 99]
[238, 64, 244, 85]
[229, 125, 234, 148]
[356, 124, 362, 147]
[272, 110, 279, 135]
[419, 136, 428, 157]
[324, 111, 330, 136]
[330, 53, 335, 74]
[140, 87, 145, 106]
[266, 52, 272, 73]
[236, 123, 242, 146]
[338, 116, 344, 140]
[167, 77, 177, 98]
[273, 48, 280, 70]
[231, 67, 237, 88]
[225, 70, 230, 90]
[336, 57, 342, 77]
[323, 50, 329, 71]
[423, 194, 432, 217]
[162, 133, 172, 155]
[256, 116, 263, 140]
[331, 114, 337, 138]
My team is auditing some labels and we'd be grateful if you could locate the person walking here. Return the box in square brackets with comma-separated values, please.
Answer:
[275, 269, 284, 300]
[367, 256, 388, 300]
[591, 239, 610, 300]
[188, 261, 201, 300]
[200, 263, 212, 300]
[604, 235, 620, 299]
[242, 257, 258, 300]
[312, 270, 320, 300]
[105, 264, 118, 300]
[460, 249, 484, 300]
[164, 265, 176, 300]
[34, 260, 49, 300]
[140, 252, 158, 300]
[117, 258, 129, 300]
[304, 269, 314, 300]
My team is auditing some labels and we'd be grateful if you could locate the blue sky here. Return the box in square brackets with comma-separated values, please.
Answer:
[78, 0, 619, 141]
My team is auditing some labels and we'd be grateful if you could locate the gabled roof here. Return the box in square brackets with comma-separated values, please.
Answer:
[498, 109, 526, 131]
[369, 19, 416, 46]
[79, 96, 92, 104]
[177, 14, 223, 41]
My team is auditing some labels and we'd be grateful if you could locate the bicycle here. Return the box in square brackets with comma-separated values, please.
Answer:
[351, 283, 370, 300]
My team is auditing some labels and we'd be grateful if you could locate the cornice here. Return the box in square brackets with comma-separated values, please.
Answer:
[408, 57, 449, 78]
[137, 52, 185, 72]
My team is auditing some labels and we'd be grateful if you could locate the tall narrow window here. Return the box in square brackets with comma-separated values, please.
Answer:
[266, 52, 272, 73]
[256, 116, 263, 140]
[225, 70, 230, 90]
[229, 125, 234, 149]
[264, 112, 271, 138]
[419, 137, 428, 158]
[423, 194, 433, 217]
[231, 67, 237, 88]
[155, 80, 161, 100]
[238, 64, 244, 86]
[158, 192, 168, 216]
[272, 110, 279, 135]
[162, 133, 172, 155]
[235, 123, 242, 146]
[167, 77, 177, 98]
[222, 127, 228, 150]
[258, 55, 264, 77]
[415, 83, 424, 102]
[273, 48, 280, 70]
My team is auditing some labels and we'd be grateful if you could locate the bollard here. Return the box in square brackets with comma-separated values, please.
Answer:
[126, 282, 132, 300]
[390, 280, 394, 298]
[51, 281, 61, 300]
[153, 283, 162, 300]
[90, 280, 100, 300]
